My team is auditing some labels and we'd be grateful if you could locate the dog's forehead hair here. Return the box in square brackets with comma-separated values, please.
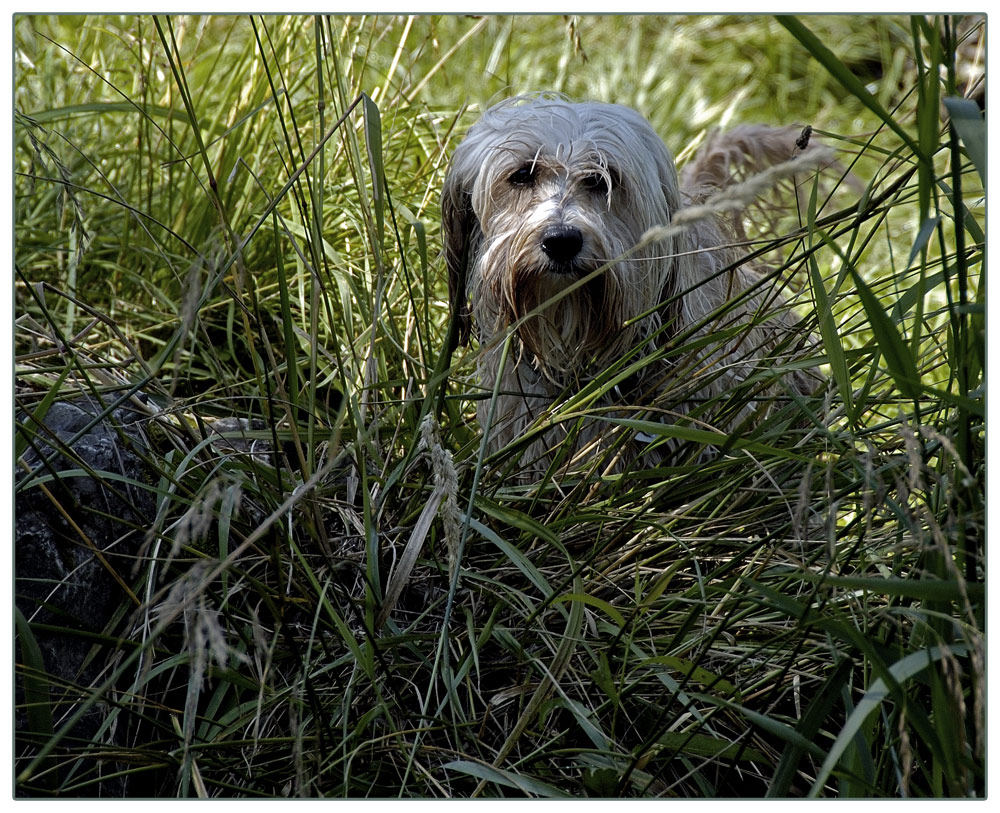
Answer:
[489, 108, 641, 165]
[460, 99, 677, 200]
[492, 141, 609, 177]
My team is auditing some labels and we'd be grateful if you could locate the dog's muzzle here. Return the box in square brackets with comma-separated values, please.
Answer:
[540, 224, 583, 270]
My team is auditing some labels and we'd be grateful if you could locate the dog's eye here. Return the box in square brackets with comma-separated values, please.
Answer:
[508, 165, 537, 186]
[581, 173, 610, 195]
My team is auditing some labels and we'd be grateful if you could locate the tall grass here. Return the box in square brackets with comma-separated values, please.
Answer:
[14, 14, 983, 797]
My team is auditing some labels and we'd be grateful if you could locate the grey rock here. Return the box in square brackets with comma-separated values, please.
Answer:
[15, 396, 155, 794]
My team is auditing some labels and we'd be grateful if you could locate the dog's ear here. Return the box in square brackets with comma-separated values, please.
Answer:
[441, 163, 479, 350]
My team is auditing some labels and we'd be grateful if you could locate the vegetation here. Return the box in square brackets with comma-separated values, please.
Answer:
[14, 14, 984, 798]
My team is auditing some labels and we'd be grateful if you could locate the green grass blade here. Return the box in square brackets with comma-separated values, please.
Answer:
[806, 178, 854, 418]
[14, 608, 56, 779]
[24, 101, 191, 124]
[783, 569, 982, 603]
[553, 592, 626, 629]
[362, 93, 385, 242]
[846, 263, 922, 402]
[809, 645, 969, 797]
[943, 97, 985, 185]
[443, 759, 572, 798]
[600, 416, 805, 461]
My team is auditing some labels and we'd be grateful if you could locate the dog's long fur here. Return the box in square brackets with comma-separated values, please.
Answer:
[443, 96, 824, 474]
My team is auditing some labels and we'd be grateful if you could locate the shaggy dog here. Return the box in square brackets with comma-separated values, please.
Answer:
[443, 95, 826, 475]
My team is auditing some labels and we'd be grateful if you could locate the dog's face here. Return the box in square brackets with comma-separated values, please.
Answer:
[443, 97, 684, 376]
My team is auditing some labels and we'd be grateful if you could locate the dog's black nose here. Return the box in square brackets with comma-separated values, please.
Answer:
[541, 225, 583, 264]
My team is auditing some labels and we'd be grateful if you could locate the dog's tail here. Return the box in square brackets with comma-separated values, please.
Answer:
[680, 124, 827, 200]
[678, 124, 837, 240]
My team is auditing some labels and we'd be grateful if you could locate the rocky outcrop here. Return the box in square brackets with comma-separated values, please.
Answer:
[15, 396, 155, 793]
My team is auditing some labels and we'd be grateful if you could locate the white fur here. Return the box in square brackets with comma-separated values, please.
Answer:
[443, 96, 823, 475]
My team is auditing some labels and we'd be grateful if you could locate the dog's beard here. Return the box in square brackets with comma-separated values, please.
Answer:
[475, 230, 643, 380]
[509, 270, 612, 375]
